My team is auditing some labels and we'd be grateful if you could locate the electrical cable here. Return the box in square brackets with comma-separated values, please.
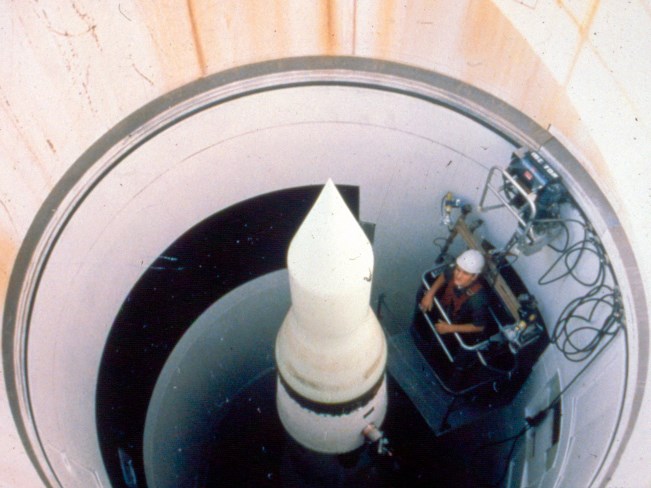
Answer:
[532, 200, 622, 366]
[550, 285, 622, 362]
[470, 324, 623, 487]
[538, 220, 603, 287]
[548, 328, 622, 412]
[429, 173, 626, 485]
[464, 186, 626, 486]
[546, 220, 571, 253]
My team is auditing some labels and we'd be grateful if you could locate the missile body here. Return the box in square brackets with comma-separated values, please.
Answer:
[275, 180, 388, 454]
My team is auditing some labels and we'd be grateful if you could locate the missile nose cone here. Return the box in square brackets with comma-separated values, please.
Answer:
[275, 180, 388, 454]
[288, 179, 374, 335]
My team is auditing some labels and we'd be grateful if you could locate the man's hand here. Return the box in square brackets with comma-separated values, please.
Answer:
[435, 321, 453, 334]
[419, 294, 433, 312]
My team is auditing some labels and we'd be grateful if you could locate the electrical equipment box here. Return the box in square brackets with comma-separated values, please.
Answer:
[479, 148, 568, 255]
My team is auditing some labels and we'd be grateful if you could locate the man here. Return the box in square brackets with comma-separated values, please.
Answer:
[419, 249, 489, 352]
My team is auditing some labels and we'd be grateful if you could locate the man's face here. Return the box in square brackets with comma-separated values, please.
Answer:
[453, 266, 476, 288]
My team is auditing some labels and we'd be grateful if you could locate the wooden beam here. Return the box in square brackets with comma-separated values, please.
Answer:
[454, 219, 520, 319]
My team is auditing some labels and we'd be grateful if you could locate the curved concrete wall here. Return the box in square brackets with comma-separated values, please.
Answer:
[1, 2, 649, 487]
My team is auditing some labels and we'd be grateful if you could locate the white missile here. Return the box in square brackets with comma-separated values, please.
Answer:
[275, 179, 388, 454]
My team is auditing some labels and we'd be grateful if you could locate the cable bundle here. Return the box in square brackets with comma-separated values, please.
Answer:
[537, 210, 624, 362]
[471, 201, 626, 486]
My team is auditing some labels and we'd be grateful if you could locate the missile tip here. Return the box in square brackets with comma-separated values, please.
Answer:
[288, 180, 372, 292]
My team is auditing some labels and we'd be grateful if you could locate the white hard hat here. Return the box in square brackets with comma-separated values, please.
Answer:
[456, 249, 485, 274]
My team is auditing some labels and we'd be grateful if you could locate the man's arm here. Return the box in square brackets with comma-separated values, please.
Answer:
[435, 321, 484, 335]
[419, 273, 446, 312]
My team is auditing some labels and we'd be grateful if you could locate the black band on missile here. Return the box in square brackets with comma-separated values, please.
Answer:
[278, 373, 385, 416]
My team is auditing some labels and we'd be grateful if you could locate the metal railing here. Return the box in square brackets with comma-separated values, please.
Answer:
[478, 166, 538, 243]
[420, 266, 493, 367]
